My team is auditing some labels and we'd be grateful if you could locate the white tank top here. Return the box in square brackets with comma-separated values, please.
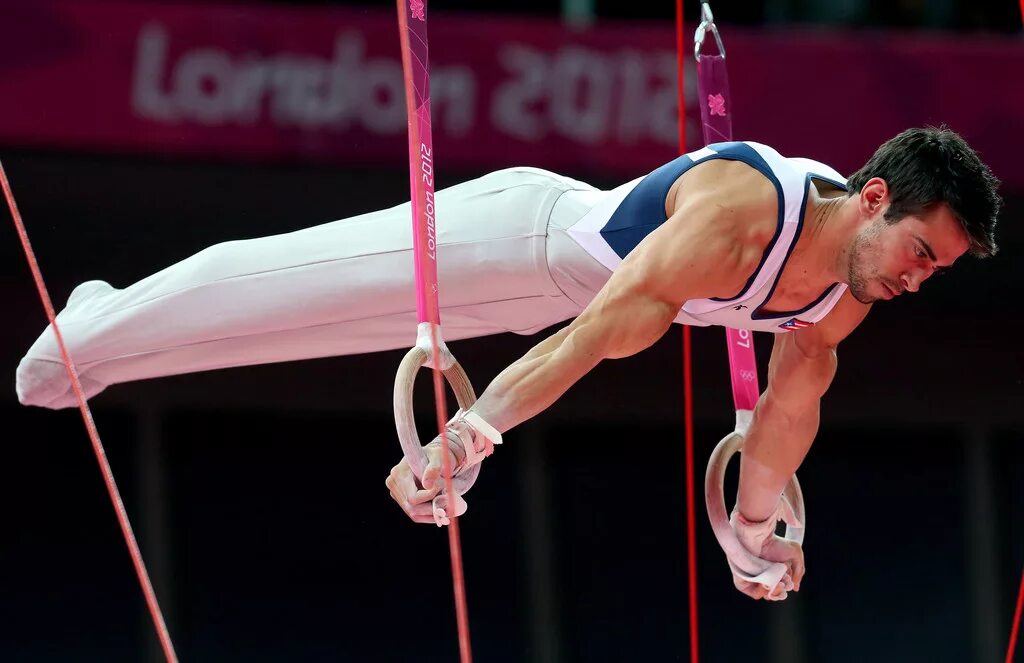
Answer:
[567, 141, 849, 334]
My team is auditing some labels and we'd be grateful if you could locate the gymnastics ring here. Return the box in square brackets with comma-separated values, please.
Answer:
[705, 430, 806, 588]
[393, 341, 482, 497]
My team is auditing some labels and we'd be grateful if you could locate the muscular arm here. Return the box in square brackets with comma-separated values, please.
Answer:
[736, 291, 871, 521]
[466, 162, 776, 435]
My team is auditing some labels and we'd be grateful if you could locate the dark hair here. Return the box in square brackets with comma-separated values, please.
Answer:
[846, 126, 1002, 257]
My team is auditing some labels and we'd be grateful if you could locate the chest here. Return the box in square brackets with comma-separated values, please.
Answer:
[756, 253, 834, 315]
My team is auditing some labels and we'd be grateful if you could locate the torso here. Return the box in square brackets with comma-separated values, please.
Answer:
[566, 141, 850, 333]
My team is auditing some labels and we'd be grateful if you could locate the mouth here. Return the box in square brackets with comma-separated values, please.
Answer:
[881, 281, 901, 299]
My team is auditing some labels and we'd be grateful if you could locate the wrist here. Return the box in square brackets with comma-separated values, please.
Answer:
[442, 409, 501, 475]
[731, 507, 779, 556]
[427, 437, 464, 468]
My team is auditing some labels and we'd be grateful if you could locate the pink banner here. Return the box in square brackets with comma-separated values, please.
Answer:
[1, 2, 1022, 187]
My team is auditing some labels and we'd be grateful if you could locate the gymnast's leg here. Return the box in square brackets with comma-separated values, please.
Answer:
[17, 168, 596, 409]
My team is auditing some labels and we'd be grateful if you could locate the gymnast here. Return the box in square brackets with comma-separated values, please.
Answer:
[17, 127, 1001, 599]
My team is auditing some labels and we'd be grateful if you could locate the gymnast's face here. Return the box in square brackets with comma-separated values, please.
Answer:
[846, 193, 970, 305]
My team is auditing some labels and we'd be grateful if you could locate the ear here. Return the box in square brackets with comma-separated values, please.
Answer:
[857, 177, 889, 218]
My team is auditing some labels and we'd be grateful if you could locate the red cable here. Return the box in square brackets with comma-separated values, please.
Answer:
[1006, 567, 1024, 663]
[675, 3, 699, 662]
[1007, 12, 1023, 663]
[1, 162, 178, 662]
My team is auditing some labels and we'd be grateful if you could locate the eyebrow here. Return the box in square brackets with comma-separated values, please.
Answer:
[913, 235, 937, 262]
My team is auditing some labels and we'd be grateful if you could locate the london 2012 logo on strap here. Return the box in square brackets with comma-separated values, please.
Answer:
[779, 318, 814, 330]
[708, 93, 727, 118]
[410, 0, 425, 20]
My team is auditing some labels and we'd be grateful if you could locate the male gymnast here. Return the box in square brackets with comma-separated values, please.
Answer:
[17, 127, 1001, 599]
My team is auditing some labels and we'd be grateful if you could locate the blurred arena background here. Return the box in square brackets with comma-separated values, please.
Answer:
[0, 1, 1022, 661]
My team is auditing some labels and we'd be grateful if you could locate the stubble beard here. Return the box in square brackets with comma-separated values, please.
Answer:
[846, 226, 881, 304]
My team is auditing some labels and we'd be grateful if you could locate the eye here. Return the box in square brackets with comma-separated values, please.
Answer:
[913, 247, 926, 259]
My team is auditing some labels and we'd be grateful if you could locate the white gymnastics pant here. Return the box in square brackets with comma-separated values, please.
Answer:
[17, 168, 612, 409]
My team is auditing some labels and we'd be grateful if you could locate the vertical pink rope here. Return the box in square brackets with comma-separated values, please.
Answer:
[1, 162, 178, 662]
[675, 3, 699, 662]
[395, 2, 473, 661]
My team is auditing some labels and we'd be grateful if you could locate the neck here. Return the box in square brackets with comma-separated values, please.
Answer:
[806, 193, 858, 284]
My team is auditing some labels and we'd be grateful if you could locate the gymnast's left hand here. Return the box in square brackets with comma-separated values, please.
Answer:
[385, 438, 468, 524]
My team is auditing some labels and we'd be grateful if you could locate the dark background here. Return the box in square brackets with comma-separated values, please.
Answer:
[1, 1, 1022, 662]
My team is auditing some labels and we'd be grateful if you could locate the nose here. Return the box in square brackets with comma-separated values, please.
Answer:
[900, 268, 928, 293]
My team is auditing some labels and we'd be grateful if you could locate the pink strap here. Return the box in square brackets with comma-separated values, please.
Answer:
[396, 2, 474, 661]
[696, 14, 761, 419]
[725, 328, 760, 417]
[400, 1, 439, 327]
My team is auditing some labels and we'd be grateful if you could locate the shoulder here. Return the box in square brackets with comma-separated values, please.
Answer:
[669, 155, 779, 236]
[614, 160, 777, 304]
[661, 158, 778, 286]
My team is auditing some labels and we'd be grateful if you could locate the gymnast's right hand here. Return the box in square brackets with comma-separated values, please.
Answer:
[385, 437, 468, 524]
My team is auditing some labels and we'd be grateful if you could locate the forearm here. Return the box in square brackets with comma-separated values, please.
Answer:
[465, 323, 603, 434]
[737, 337, 837, 522]
[466, 286, 678, 434]
[736, 391, 820, 522]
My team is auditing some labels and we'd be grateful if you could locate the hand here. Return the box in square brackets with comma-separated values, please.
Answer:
[729, 498, 805, 601]
[385, 437, 468, 525]
[730, 534, 804, 601]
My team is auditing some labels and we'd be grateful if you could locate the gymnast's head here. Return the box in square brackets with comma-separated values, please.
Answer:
[842, 126, 1001, 304]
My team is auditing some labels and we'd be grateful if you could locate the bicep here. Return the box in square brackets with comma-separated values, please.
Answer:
[566, 278, 678, 361]
[573, 203, 758, 360]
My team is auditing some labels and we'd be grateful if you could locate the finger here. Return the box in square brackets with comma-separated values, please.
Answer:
[422, 442, 450, 489]
[775, 540, 804, 591]
[734, 577, 767, 600]
[385, 466, 405, 490]
[407, 502, 436, 520]
[792, 555, 805, 592]
[768, 573, 793, 600]
[391, 492, 438, 523]
[387, 465, 414, 498]
[409, 482, 442, 505]
[397, 468, 435, 505]
[421, 463, 440, 492]
[387, 488, 414, 517]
